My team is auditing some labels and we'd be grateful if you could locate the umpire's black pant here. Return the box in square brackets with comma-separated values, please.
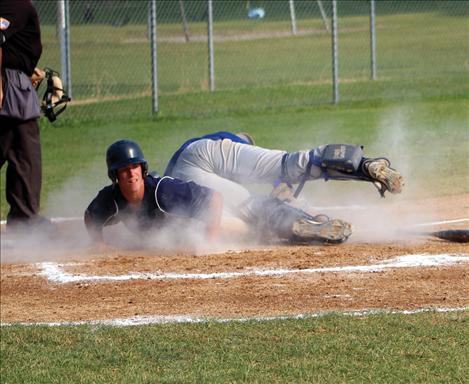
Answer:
[0, 116, 42, 224]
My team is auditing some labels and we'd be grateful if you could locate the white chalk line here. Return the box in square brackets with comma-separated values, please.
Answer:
[1, 306, 468, 328]
[2, 216, 468, 227]
[39, 254, 469, 284]
[410, 218, 469, 227]
[0, 216, 81, 226]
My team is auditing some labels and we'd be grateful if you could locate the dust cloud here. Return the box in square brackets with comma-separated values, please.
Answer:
[1, 112, 458, 263]
[1, 168, 257, 264]
[295, 106, 445, 243]
[1, 175, 97, 263]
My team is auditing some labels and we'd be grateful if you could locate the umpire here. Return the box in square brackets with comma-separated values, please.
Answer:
[0, 0, 49, 230]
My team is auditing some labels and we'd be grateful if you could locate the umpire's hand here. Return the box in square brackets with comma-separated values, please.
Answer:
[30, 67, 45, 88]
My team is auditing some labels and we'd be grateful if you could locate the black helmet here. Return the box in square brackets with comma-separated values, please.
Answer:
[106, 140, 148, 182]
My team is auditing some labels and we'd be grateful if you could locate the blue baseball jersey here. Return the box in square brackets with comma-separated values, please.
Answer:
[164, 131, 250, 176]
[85, 175, 214, 235]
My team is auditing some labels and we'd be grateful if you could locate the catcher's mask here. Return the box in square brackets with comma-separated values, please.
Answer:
[38, 68, 71, 122]
[106, 140, 148, 183]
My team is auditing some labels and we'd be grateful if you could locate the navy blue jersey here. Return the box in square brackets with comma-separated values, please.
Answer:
[164, 131, 250, 176]
[85, 175, 214, 235]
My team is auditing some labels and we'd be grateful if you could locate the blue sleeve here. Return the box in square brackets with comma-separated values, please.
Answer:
[155, 176, 213, 219]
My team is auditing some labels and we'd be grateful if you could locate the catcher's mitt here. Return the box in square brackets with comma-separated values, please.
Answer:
[36, 68, 71, 122]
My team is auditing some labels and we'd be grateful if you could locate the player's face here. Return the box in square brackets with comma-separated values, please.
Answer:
[117, 163, 144, 200]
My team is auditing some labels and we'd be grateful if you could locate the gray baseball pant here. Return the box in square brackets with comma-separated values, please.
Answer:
[168, 138, 327, 235]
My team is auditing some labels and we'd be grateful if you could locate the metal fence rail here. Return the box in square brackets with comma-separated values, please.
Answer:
[34, 0, 469, 120]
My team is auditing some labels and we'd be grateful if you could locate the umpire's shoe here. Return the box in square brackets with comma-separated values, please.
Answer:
[6, 215, 57, 236]
[292, 218, 352, 244]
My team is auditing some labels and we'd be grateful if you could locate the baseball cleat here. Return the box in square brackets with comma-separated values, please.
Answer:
[310, 214, 330, 223]
[292, 218, 352, 244]
[364, 158, 403, 194]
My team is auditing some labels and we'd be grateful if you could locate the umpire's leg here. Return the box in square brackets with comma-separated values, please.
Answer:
[0, 117, 42, 224]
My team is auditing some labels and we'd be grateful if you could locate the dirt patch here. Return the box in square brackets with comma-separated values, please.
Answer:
[1, 241, 468, 324]
[1, 194, 468, 324]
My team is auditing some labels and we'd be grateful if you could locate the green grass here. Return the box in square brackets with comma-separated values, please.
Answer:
[1, 89, 468, 219]
[1, 312, 468, 383]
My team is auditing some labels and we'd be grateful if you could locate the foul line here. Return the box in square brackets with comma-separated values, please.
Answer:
[0, 216, 81, 226]
[410, 218, 469, 227]
[2, 216, 468, 227]
[39, 254, 469, 284]
[1, 306, 468, 328]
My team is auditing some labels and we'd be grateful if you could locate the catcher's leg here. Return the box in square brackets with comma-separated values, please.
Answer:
[250, 197, 352, 244]
[174, 139, 404, 196]
[282, 145, 404, 196]
[291, 217, 352, 244]
[172, 138, 287, 184]
[170, 157, 351, 244]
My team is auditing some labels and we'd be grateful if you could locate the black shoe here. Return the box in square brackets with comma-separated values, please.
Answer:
[6, 215, 57, 235]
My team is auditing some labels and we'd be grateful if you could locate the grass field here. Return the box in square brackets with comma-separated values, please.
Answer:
[2, 312, 468, 383]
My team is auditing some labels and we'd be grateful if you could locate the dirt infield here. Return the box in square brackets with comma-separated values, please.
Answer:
[1, 194, 468, 325]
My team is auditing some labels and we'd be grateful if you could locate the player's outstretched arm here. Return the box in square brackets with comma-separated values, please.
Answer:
[84, 210, 105, 244]
[204, 191, 223, 243]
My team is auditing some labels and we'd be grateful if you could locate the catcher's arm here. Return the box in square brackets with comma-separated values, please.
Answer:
[204, 190, 223, 243]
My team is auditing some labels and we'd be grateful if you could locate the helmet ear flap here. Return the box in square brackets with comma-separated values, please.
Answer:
[142, 162, 148, 177]
[108, 170, 118, 184]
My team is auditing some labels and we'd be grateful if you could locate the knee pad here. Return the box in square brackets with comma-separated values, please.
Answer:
[313, 144, 364, 174]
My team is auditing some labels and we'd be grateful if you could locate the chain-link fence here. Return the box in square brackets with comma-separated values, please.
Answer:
[34, 0, 469, 121]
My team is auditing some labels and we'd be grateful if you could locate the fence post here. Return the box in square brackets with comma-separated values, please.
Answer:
[331, 0, 339, 104]
[208, 0, 215, 91]
[317, 0, 330, 32]
[149, 0, 158, 114]
[370, 0, 377, 80]
[58, 0, 72, 98]
[178, 0, 190, 42]
[289, 0, 297, 35]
